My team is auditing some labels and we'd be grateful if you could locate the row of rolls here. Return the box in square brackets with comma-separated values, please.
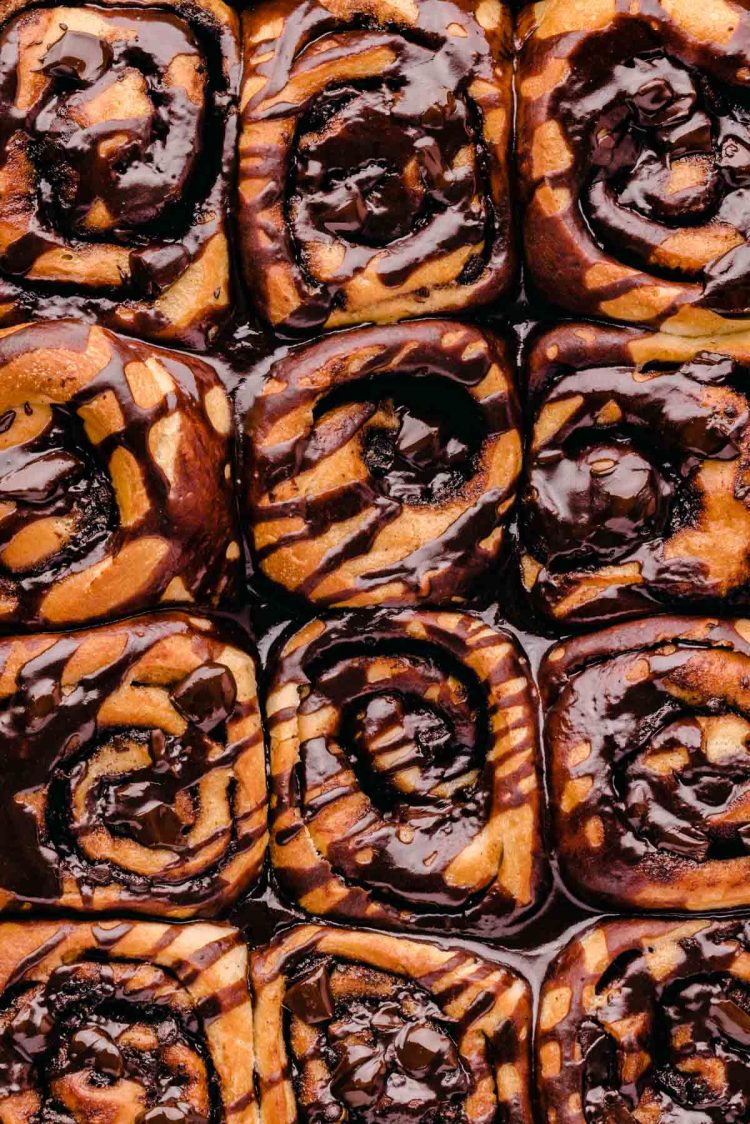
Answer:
[6, 0, 750, 344]
[4, 910, 750, 1122]
[13, 310, 750, 631]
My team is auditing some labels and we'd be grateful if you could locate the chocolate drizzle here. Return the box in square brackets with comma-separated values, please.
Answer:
[0, 319, 237, 627]
[267, 608, 544, 937]
[0, 612, 266, 915]
[520, 323, 750, 625]
[243, 320, 521, 608]
[238, 0, 514, 332]
[0, 0, 240, 347]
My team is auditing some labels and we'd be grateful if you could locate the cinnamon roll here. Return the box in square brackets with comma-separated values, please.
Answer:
[252, 923, 532, 1124]
[538, 916, 750, 1124]
[0, 612, 266, 916]
[519, 322, 750, 625]
[266, 609, 544, 938]
[0, 918, 255, 1124]
[518, 0, 750, 333]
[238, 0, 515, 333]
[0, 319, 238, 627]
[542, 615, 750, 912]
[243, 322, 521, 608]
[0, 0, 239, 348]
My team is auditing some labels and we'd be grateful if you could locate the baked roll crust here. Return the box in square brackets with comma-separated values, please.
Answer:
[538, 916, 750, 1124]
[520, 322, 750, 625]
[519, 0, 750, 334]
[0, 0, 239, 348]
[542, 615, 750, 912]
[266, 609, 544, 937]
[0, 918, 256, 1124]
[252, 923, 532, 1124]
[0, 319, 238, 627]
[243, 321, 521, 608]
[0, 612, 266, 916]
[238, 0, 515, 333]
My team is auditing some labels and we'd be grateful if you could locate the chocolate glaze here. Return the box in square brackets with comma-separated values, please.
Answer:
[0, 613, 265, 914]
[238, 0, 514, 333]
[0, 319, 238, 626]
[0, 1, 240, 348]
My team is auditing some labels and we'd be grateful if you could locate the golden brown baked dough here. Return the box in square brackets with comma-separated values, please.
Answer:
[238, 0, 515, 332]
[0, 917, 256, 1124]
[252, 923, 532, 1124]
[542, 615, 750, 912]
[243, 321, 521, 608]
[0, 612, 266, 916]
[519, 322, 750, 625]
[538, 916, 750, 1124]
[266, 609, 544, 937]
[0, 319, 239, 627]
[519, 0, 750, 334]
[0, 0, 239, 348]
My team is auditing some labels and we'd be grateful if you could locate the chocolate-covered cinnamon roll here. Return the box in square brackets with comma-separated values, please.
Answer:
[542, 616, 750, 912]
[266, 610, 544, 938]
[0, 918, 255, 1123]
[0, 0, 239, 348]
[538, 916, 750, 1124]
[238, 0, 515, 333]
[518, 0, 750, 333]
[243, 322, 521, 608]
[252, 924, 532, 1124]
[519, 323, 750, 625]
[0, 319, 238, 627]
[0, 612, 266, 916]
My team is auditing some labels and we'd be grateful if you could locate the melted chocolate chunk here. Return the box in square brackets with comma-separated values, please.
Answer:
[171, 664, 237, 732]
[284, 964, 334, 1025]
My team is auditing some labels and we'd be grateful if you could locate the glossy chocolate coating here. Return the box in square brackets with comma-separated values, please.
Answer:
[266, 608, 545, 937]
[542, 616, 750, 912]
[518, 0, 750, 333]
[0, 919, 255, 1124]
[538, 917, 750, 1124]
[0, 0, 240, 348]
[520, 322, 750, 625]
[252, 924, 532, 1124]
[238, 0, 515, 332]
[242, 320, 521, 608]
[0, 319, 238, 627]
[0, 612, 266, 916]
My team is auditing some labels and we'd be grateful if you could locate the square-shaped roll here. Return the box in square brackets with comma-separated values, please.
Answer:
[0, 918, 255, 1123]
[0, 0, 239, 348]
[252, 923, 532, 1124]
[0, 319, 239, 627]
[518, 0, 750, 333]
[542, 616, 750, 912]
[238, 0, 515, 333]
[0, 612, 266, 916]
[266, 608, 545, 938]
[519, 322, 750, 626]
[538, 916, 750, 1124]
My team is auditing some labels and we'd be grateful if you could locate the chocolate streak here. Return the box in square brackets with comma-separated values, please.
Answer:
[243, 320, 521, 607]
[520, 323, 750, 625]
[0, 319, 237, 626]
[239, 0, 514, 332]
[267, 608, 545, 938]
[0, 0, 240, 348]
[0, 612, 265, 914]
